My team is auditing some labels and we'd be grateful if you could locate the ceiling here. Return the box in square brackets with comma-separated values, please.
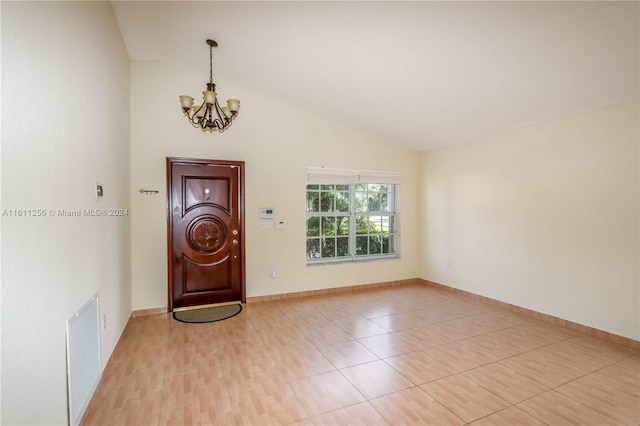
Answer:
[111, 1, 639, 151]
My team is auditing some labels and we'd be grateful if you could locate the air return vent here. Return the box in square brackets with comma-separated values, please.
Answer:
[65, 294, 101, 425]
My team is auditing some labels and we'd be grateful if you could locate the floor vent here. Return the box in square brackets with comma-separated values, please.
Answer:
[65, 294, 101, 425]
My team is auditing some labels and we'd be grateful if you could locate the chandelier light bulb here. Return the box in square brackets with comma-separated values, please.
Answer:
[179, 39, 240, 133]
[180, 96, 194, 109]
[203, 91, 217, 105]
[227, 99, 240, 113]
[193, 105, 205, 119]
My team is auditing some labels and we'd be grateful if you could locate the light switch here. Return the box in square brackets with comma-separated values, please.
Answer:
[275, 220, 286, 229]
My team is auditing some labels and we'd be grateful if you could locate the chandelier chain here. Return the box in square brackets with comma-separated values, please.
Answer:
[209, 44, 213, 84]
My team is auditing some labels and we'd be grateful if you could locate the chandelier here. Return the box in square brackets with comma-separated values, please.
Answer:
[179, 39, 240, 133]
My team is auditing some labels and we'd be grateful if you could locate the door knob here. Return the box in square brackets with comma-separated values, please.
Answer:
[232, 239, 239, 244]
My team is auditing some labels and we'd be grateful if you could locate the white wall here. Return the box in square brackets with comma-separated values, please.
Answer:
[419, 101, 639, 340]
[130, 61, 419, 310]
[1, 2, 131, 424]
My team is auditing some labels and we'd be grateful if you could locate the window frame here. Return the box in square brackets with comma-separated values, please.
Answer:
[306, 182, 400, 264]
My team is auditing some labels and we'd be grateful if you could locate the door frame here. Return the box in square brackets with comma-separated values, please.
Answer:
[166, 157, 246, 312]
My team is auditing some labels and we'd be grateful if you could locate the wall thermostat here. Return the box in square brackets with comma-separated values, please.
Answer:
[260, 208, 275, 219]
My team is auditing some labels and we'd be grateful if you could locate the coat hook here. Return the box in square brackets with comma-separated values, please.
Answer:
[139, 189, 159, 195]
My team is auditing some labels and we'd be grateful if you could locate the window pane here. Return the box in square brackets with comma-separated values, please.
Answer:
[369, 216, 383, 233]
[306, 217, 319, 237]
[355, 183, 365, 191]
[388, 216, 395, 233]
[381, 235, 390, 253]
[320, 192, 335, 212]
[380, 184, 389, 192]
[337, 216, 349, 235]
[322, 238, 336, 258]
[307, 239, 320, 259]
[356, 216, 369, 234]
[337, 237, 349, 256]
[368, 193, 381, 211]
[355, 191, 367, 212]
[306, 191, 320, 212]
[307, 184, 319, 190]
[367, 184, 380, 192]
[356, 236, 368, 255]
[336, 184, 349, 191]
[370, 235, 382, 254]
[380, 192, 389, 211]
[321, 184, 334, 191]
[321, 217, 336, 236]
[336, 191, 349, 212]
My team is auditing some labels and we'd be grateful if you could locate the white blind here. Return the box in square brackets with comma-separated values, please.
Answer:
[306, 167, 402, 185]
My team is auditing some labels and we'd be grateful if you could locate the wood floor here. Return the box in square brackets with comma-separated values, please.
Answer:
[82, 284, 639, 425]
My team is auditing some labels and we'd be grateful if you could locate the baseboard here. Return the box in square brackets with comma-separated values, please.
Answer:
[245, 278, 419, 303]
[128, 279, 416, 316]
[130, 307, 167, 317]
[420, 279, 639, 350]
[131, 278, 419, 318]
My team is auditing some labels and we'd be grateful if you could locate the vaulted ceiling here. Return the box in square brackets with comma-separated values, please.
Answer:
[111, 1, 639, 151]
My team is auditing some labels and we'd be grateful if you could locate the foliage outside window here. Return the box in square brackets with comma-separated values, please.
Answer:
[306, 183, 397, 263]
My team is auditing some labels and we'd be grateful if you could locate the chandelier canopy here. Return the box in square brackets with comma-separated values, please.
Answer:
[179, 39, 240, 133]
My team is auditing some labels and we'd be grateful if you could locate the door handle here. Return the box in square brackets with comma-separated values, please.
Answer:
[232, 239, 239, 244]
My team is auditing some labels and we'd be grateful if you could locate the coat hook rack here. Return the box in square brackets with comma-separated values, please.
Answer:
[139, 189, 159, 195]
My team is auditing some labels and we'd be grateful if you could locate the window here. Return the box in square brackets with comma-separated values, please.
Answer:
[306, 182, 398, 263]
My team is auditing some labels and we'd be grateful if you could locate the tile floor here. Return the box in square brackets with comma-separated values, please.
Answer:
[82, 284, 639, 425]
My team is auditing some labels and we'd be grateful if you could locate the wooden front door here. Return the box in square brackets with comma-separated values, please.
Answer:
[167, 157, 245, 310]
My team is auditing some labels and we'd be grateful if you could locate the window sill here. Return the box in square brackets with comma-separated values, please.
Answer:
[306, 253, 398, 266]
